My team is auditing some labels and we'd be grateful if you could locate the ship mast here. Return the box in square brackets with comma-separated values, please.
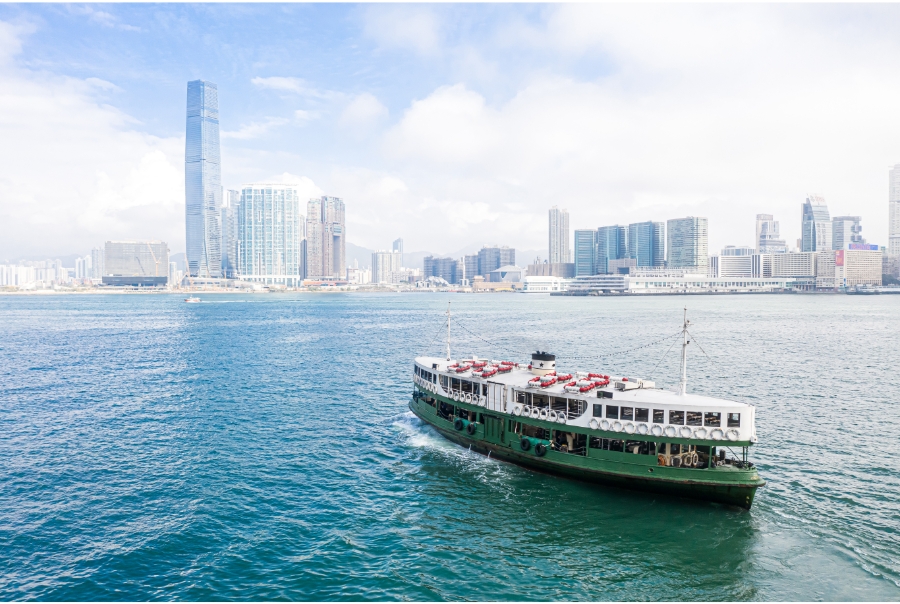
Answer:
[679, 307, 690, 396]
[446, 302, 451, 361]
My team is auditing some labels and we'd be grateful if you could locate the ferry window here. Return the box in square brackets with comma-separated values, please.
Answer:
[609, 439, 624, 452]
[727, 413, 741, 427]
[592, 404, 603, 417]
[621, 407, 634, 421]
[635, 408, 649, 422]
[589, 437, 603, 449]
[482, 384, 488, 396]
[670, 443, 681, 455]
[415, 366, 420, 376]
[451, 378, 460, 390]
[704, 412, 721, 427]
[653, 409, 665, 423]
[669, 410, 685, 425]
[597, 391, 613, 399]
[533, 394, 549, 408]
[625, 440, 642, 454]
[686, 411, 702, 426]
[441, 375, 449, 389]
[606, 406, 619, 419]
[647, 442, 657, 456]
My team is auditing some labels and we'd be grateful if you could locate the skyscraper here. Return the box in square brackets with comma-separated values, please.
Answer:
[627, 221, 665, 267]
[185, 80, 222, 278]
[755, 214, 788, 253]
[548, 206, 570, 264]
[832, 216, 864, 250]
[890, 165, 900, 256]
[221, 189, 240, 279]
[237, 184, 305, 287]
[596, 225, 627, 274]
[667, 216, 708, 272]
[424, 256, 460, 284]
[91, 247, 104, 279]
[392, 238, 404, 267]
[801, 195, 831, 252]
[306, 196, 346, 279]
[463, 254, 478, 280]
[573, 230, 596, 276]
[372, 250, 401, 284]
[477, 246, 515, 276]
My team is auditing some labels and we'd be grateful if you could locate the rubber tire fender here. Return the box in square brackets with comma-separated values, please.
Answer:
[454, 418, 464, 431]
[466, 422, 477, 435]
[520, 437, 531, 452]
[535, 443, 547, 457]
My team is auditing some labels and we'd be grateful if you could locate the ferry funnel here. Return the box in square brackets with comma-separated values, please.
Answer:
[531, 351, 556, 376]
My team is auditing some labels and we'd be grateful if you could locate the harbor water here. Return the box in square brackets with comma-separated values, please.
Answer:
[0, 293, 898, 600]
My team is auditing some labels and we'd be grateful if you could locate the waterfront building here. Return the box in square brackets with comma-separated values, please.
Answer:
[526, 261, 575, 278]
[221, 189, 240, 279]
[832, 216, 864, 250]
[372, 250, 401, 284]
[477, 246, 515, 276]
[548, 206, 570, 264]
[755, 214, 788, 253]
[891, 165, 900, 256]
[306, 196, 346, 279]
[667, 216, 708, 273]
[837, 246, 882, 288]
[185, 80, 222, 278]
[463, 255, 478, 280]
[237, 184, 305, 287]
[346, 266, 371, 285]
[801, 195, 832, 252]
[424, 256, 460, 284]
[488, 265, 524, 283]
[520, 276, 570, 293]
[103, 241, 169, 286]
[91, 247, 104, 280]
[816, 252, 836, 290]
[627, 221, 665, 267]
[608, 257, 637, 274]
[574, 229, 596, 276]
[567, 272, 793, 295]
[752, 254, 773, 278]
[596, 225, 627, 274]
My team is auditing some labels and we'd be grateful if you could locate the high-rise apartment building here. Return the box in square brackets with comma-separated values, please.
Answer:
[392, 238, 404, 267]
[667, 217, 708, 272]
[306, 196, 346, 279]
[221, 189, 240, 279]
[237, 184, 305, 287]
[573, 230, 596, 276]
[801, 195, 832, 252]
[832, 216, 864, 250]
[372, 250, 401, 284]
[755, 214, 788, 253]
[185, 80, 222, 278]
[463, 255, 478, 280]
[423, 256, 460, 284]
[548, 206, 570, 264]
[627, 221, 665, 267]
[477, 246, 515, 276]
[596, 225, 627, 274]
[103, 241, 169, 286]
[890, 165, 900, 256]
[91, 247, 104, 279]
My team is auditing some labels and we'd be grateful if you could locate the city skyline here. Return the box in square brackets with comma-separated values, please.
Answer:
[7, 5, 900, 259]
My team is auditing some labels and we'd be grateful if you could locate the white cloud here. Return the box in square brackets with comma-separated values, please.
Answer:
[0, 20, 183, 258]
[362, 6, 441, 55]
[222, 117, 289, 140]
[339, 93, 388, 130]
[251, 76, 343, 101]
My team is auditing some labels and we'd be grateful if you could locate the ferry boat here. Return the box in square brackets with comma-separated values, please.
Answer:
[184, 296, 201, 303]
[409, 309, 764, 509]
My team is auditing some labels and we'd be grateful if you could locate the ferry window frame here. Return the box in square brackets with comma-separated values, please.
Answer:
[669, 410, 685, 425]
[704, 412, 721, 427]
[635, 408, 649, 422]
[727, 413, 741, 427]
[621, 407, 634, 421]
[653, 409, 664, 423]
[686, 411, 702, 426]
[592, 404, 603, 417]
[606, 405, 619, 420]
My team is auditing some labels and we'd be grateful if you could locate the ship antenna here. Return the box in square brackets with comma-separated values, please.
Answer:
[679, 307, 690, 396]
[446, 302, 451, 361]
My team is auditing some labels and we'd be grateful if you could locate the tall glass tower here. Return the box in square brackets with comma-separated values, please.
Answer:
[185, 80, 222, 278]
[801, 195, 831, 252]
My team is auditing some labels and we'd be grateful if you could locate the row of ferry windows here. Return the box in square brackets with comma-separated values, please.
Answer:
[593, 404, 740, 427]
[414, 366, 437, 383]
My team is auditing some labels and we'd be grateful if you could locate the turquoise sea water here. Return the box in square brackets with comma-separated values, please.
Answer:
[1, 293, 899, 600]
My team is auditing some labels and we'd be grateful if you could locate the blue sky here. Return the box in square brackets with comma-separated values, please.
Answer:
[2, 4, 900, 258]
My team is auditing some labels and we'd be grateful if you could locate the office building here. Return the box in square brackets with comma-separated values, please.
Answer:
[102, 241, 169, 286]
[237, 184, 305, 287]
[573, 229, 596, 276]
[710, 246, 754, 278]
[801, 195, 831, 252]
[91, 247, 104, 280]
[771, 252, 817, 291]
[463, 255, 478, 280]
[596, 225, 627, 274]
[549, 206, 570, 264]
[477, 246, 515, 276]
[392, 238, 404, 267]
[185, 80, 222, 278]
[667, 216, 708, 273]
[423, 256, 460, 284]
[221, 189, 240, 279]
[372, 250, 401, 284]
[526, 262, 575, 278]
[832, 216, 864, 250]
[755, 214, 788, 254]
[306, 196, 346, 279]
[627, 221, 665, 267]
[891, 165, 900, 256]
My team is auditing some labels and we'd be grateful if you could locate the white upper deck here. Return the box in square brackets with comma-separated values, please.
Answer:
[413, 355, 757, 443]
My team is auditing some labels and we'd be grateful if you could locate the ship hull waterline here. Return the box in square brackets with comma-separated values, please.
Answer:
[409, 398, 761, 510]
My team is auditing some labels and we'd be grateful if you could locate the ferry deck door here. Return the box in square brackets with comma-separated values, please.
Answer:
[487, 382, 503, 412]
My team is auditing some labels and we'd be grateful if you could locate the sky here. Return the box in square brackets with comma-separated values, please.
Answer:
[2, 3, 900, 260]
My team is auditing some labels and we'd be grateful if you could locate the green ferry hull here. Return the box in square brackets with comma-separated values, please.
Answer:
[410, 396, 763, 510]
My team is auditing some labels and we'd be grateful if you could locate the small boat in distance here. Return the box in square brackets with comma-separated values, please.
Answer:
[184, 296, 201, 303]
